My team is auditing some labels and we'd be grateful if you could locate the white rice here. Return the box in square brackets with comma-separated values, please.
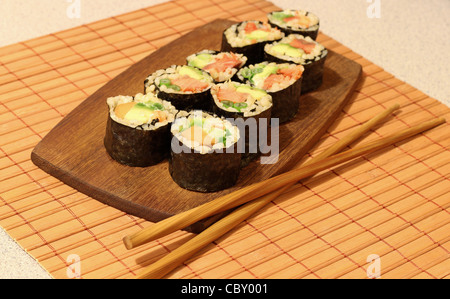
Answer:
[268, 9, 320, 31]
[211, 81, 273, 117]
[264, 34, 326, 64]
[224, 21, 284, 48]
[237, 62, 304, 93]
[171, 110, 240, 154]
[107, 93, 177, 130]
[186, 50, 248, 82]
[144, 65, 214, 95]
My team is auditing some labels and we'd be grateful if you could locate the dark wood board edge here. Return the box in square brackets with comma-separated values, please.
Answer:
[30, 149, 224, 233]
[276, 66, 362, 176]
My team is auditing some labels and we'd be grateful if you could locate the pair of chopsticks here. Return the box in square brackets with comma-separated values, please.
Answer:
[123, 104, 445, 279]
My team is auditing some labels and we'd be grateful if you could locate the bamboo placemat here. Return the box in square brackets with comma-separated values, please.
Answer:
[0, 0, 449, 279]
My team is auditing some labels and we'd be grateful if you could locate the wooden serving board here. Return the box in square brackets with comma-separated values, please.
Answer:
[31, 19, 362, 232]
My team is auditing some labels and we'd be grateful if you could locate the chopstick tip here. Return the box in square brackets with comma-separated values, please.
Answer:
[391, 103, 401, 110]
[123, 236, 134, 250]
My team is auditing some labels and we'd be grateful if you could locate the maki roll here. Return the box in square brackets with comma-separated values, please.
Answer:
[264, 34, 328, 93]
[186, 50, 248, 83]
[211, 82, 273, 119]
[211, 81, 273, 166]
[237, 62, 304, 123]
[170, 111, 242, 192]
[104, 93, 178, 167]
[268, 9, 320, 40]
[144, 65, 214, 111]
[221, 20, 284, 65]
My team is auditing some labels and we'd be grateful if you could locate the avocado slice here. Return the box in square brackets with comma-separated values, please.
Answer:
[271, 43, 303, 58]
[251, 65, 279, 86]
[124, 103, 157, 123]
[142, 101, 164, 111]
[188, 53, 213, 69]
[271, 12, 294, 21]
[179, 65, 205, 80]
[245, 29, 269, 40]
[236, 85, 267, 100]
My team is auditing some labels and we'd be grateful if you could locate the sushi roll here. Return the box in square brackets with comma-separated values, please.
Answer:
[211, 81, 273, 166]
[104, 93, 178, 167]
[170, 111, 242, 192]
[264, 34, 328, 93]
[144, 65, 214, 112]
[237, 62, 304, 123]
[186, 50, 248, 83]
[221, 20, 284, 65]
[267, 9, 320, 40]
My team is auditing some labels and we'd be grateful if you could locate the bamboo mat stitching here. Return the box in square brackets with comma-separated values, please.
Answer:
[48, 32, 116, 80]
[0, 0, 207, 277]
[1, 36, 138, 275]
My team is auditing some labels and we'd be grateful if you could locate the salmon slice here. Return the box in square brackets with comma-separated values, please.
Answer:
[289, 38, 316, 54]
[263, 74, 286, 89]
[283, 16, 311, 28]
[171, 75, 209, 92]
[152, 110, 167, 122]
[244, 22, 258, 33]
[277, 65, 304, 80]
[244, 22, 272, 33]
[114, 102, 167, 123]
[114, 102, 136, 119]
[217, 86, 248, 103]
[203, 53, 241, 73]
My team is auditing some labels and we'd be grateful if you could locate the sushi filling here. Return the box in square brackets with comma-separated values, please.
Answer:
[211, 82, 272, 117]
[268, 10, 319, 31]
[238, 62, 304, 92]
[145, 65, 213, 95]
[171, 111, 240, 154]
[265, 34, 326, 64]
[224, 20, 284, 48]
[107, 93, 177, 130]
[187, 50, 248, 82]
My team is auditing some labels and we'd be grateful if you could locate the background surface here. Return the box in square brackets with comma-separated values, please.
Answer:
[0, 0, 448, 278]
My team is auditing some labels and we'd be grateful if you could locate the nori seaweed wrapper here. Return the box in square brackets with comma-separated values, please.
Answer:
[268, 10, 319, 41]
[266, 76, 302, 123]
[221, 35, 267, 66]
[268, 21, 319, 41]
[235, 64, 303, 124]
[169, 137, 242, 193]
[264, 49, 327, 94]
[145, 66, 214, 112]
[212, 104, 272, 167]
[156, 86, 213, 112]
[104, 117, 171, 167]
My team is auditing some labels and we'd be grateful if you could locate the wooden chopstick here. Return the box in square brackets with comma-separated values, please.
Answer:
[134, 117, 446, 280]
[125, 104, 401, 251]
[130, 115, 446, 279]
[127, 105, 441, 252]
[132, 104, 404, 279]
